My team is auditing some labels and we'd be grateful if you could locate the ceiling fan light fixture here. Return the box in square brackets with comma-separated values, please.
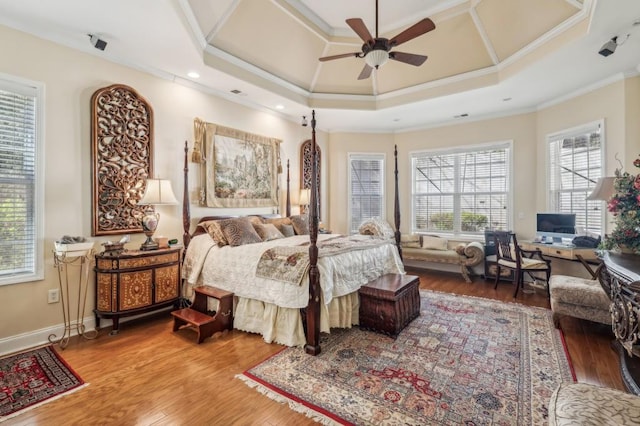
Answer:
[365, 49, 389, 69]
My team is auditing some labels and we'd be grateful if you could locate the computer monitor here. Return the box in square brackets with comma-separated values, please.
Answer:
[536, 213, 576, 243]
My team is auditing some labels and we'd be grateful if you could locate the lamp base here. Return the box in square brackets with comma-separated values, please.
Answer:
[140, 236, 159, 251]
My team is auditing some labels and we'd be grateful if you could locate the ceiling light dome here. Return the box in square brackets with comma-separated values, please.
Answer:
[365, 49, 389, 69]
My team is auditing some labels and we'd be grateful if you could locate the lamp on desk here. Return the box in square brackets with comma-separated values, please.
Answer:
[138, 178, 178, 250]
[587, 177, 616, 201]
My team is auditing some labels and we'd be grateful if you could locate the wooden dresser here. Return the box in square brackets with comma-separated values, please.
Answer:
[94, 246, 182, 334]
[600, 252, 640, 394]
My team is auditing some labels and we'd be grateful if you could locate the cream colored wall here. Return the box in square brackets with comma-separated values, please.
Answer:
[624, 76, 640, 171]
[1, 21, 638, 348]
[326, 133, 395, 234]
[536, 78, 627, 235]
[0, 25, 325, 344]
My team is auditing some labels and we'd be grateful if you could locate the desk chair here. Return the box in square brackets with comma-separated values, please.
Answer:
[493, 231, 552, 298]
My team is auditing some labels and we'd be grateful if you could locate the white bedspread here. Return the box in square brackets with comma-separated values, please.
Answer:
[182, 233, 404, 308]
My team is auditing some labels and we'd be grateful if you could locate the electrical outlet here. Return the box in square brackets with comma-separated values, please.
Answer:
[48, 289, 60, 304]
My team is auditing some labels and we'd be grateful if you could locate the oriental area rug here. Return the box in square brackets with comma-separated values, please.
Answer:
[237, 290, 575, 425]
[0, 345, 85, 422]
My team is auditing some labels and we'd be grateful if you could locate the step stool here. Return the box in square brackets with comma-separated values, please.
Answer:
[171, 286, 234, 343]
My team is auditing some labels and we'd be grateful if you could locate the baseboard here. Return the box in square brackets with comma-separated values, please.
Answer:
[0, 307, 174, 356]
[0, 316, 97, 356]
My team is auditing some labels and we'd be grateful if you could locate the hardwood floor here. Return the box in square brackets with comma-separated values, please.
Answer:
[6, 268, 623, 425]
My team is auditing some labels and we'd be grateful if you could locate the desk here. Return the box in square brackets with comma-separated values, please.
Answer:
[520, 241, 600, 278]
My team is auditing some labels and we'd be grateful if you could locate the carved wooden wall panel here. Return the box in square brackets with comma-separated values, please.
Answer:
[91, 84, 154, 236]
[300, 139, 321, 214]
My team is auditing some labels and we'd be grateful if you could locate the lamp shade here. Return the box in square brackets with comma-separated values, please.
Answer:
[365, 49, 389, 68]
[139, 179, 178, 205]
[586, 177, 616, 201]
[299, 188, 310, 206]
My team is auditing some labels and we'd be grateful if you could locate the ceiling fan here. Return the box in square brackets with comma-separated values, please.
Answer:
[318, 0, 436, 80]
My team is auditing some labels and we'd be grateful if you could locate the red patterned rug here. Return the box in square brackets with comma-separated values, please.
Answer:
[0, 345, 85, 421]
[237, 290, 575, 425]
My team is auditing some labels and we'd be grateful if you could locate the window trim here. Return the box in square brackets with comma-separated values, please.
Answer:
[347, 152, 386, 234]
[0, 73, 45, 286]
[545, 119, 605, 235]
[409, 140, 513, 237]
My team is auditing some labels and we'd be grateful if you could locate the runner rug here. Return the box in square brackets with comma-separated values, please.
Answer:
[237, 290, 575, 425]
[0, 345, 85, 422]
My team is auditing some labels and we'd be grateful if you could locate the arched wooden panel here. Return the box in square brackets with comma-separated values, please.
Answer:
[300, 139, 320, 214]
[91, 84, 154, 236]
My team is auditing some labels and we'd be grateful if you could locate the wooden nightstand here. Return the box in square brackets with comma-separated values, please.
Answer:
[94, 246, 182, 334]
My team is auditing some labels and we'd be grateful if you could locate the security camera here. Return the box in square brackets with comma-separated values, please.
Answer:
[598, 36, 618, 57]
[88, 34, 107, 51]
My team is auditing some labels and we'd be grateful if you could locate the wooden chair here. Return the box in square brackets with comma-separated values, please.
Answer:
[493, 231, 551, 298]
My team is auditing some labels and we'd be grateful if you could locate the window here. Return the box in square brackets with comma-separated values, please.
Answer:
[348, 153, 385, 234]
[411, 142, 511, 236]
[0, 76, 44, 285]
[547, 120, 604, 235]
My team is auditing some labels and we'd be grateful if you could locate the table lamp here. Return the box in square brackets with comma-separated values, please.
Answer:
[299, 188, 310, 215]
[138, 178, 178, 250]
[586, 177, 615, 201]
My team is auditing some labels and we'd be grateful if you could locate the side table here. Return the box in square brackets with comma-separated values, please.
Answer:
[48, 248, 98, 349]
[94, 246, 182, 334]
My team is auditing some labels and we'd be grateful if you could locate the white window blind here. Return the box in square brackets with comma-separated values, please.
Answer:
[412, 143, 511, 236]
[348, 153, 385, 234]
[548, 121, 604, 235]
[0, 79, 42, 285]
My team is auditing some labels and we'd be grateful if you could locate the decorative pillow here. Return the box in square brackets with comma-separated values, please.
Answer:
[266, 217, 292, 233]
[247, 216, 264, 226]
[358, 217, 395, 239]
[401, 234, 421, 248]
[219, 217, 262, 246]
[422, 235, 449, 251]
[280, 223, 295, 237]
[254, 223, 284, 241]
[290, 214, 309, 235]
[198, 220, 228, 246]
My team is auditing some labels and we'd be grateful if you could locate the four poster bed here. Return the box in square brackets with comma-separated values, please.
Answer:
[180, 112, 404, 355]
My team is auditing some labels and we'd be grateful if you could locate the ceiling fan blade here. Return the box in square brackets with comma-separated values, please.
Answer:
[389, 18, 435, 47]
[389, 51, 428, 66]
[358, 64, 373, 80]
[346, 18, 374, 44]
[319, 52, 359, 62]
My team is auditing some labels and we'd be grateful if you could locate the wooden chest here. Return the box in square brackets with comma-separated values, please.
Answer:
[359, 274, 420, 337]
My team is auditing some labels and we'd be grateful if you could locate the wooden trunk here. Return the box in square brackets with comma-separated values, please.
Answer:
[358, 274, 420, 337]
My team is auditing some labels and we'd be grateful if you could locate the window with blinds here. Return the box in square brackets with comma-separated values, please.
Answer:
[348, 153, 385, 234]
[547, 120, 604, 236]
[0, 79, 43, 285]
[411, 143, 511, 236]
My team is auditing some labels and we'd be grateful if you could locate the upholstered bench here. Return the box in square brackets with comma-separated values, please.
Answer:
[549, 382, 640, 425]
[549, 274, 611, 328]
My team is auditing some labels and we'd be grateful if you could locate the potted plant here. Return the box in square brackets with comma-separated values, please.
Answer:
[601, 155, 640, 253]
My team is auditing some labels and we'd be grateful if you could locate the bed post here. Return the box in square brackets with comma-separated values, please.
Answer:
[394, 144, 402, 261]
[286, 159, 291, 217]
[183, 141, 191, 250]
[305, 110, 321, 356]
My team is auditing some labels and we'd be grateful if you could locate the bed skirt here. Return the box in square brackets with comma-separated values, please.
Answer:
[231, 292, 360, 347]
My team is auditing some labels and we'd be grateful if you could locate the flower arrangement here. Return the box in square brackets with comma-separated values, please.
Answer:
[602, 155, 640, 253]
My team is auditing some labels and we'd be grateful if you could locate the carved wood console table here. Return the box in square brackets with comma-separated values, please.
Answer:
[599, 251, 640, 394]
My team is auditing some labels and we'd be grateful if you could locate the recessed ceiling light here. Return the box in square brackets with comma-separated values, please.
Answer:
[503, 97, 512, 102]
[275, 104, 284, 110]
[393, 118, 400, 122]
[454, 113, 469, 118]
[187, 71, 200, 79]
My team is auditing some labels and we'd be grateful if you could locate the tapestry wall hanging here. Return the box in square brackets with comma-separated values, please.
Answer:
[193, 118, 281, 208]
[91, 84, 154, 236]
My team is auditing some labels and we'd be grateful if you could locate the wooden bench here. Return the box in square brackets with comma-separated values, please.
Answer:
[358, 274, 420, 337]
[171, 286, 234, 343]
